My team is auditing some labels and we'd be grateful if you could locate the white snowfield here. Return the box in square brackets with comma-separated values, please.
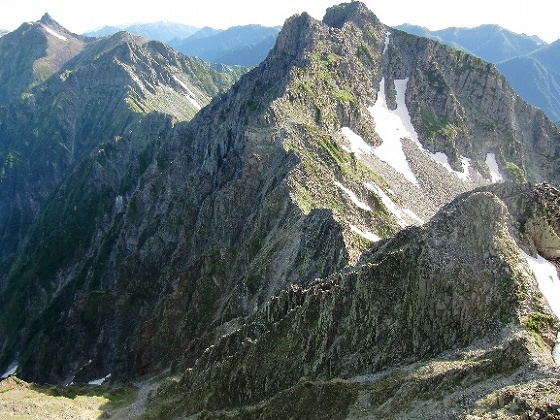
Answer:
[367, 78, 419, 185]
[383, 31, 391, 54]
[341, 127, 372, 156]
[42, 24, 68, 41]
[520, 250, 560, 320]
[88, 373, 112, 385]
[342, 77, 477, 186]
[431, 152, 471, 181]
[403, 208, 424, 224]
[364, 182, 407, 227]
[485, 153, 503, 183]
[521, 249, 560, 365]
[364, 182, 424, 227]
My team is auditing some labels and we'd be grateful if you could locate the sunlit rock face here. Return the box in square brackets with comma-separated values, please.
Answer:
[0, 6, 559, 417]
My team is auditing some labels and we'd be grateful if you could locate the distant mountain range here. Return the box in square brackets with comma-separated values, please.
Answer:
[396, 24, 546, 62]
[397, 24, 560, 124]
[83, 21, 199, 43]
[168, 24, 280, 67]
[1, 4, 560, 418]
[0, 13, 243, 267]
[84, 22, 281, 67]
[0, 13, 86, 105]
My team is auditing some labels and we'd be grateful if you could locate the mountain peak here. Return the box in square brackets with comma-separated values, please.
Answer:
[271, 11, 320, 61]
[1, 2, 560, 415]
[322, 1, 380, 29]
[39, 13, 60, 28]
[37, 12, 73, 39]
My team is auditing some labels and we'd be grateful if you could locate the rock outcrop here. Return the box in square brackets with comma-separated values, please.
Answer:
[0, 5, 558, 410]
[142, 183, 560, 418]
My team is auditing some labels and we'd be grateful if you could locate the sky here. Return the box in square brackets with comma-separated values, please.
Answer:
[1, 0, 558, 43]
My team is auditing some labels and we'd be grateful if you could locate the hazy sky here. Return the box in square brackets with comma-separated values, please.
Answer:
[1, 0, 558, 43]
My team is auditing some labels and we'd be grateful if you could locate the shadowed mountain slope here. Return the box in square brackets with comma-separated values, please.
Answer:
[0, 16, 243, 269]
[0, 6, 558, 418]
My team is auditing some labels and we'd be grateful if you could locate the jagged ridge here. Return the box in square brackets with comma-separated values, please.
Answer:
[143, 182, 560, 418]
[0, 3, 558, 403]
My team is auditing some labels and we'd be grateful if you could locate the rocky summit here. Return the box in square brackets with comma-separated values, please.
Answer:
[0, 2, 559, 419]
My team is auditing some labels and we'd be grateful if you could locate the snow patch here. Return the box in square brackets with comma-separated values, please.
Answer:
[118, 59, 146, 90]
[430, 152, 471, 181]
[42, 24, 68, 41]
[185, 94, 201, 110]
[350, 225, 381, 242]
[383, 31, 391, 54]
[431, 152, 449, 168]
[341, 127, 372, 156]
[115, 195, 124, 213]
[335, 181, 371, 211]
[485, 153, 503, 183]
[368, 78, 419, 185]
[520, 250, 560, 319]
[364, 182, 407, 227]
[88, 373, 111, 386]
[1, 363, 18, 379]
[364, 78, 473, 184]
[364, 182, 424, 226]
[173, 76, 201, 110]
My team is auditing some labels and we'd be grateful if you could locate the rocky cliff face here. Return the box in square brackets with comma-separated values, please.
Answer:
[141, 183, 559, 418]
[0, 4, 558, 412]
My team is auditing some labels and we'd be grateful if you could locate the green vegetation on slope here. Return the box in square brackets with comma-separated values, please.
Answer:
[0, 376, 137, 419]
